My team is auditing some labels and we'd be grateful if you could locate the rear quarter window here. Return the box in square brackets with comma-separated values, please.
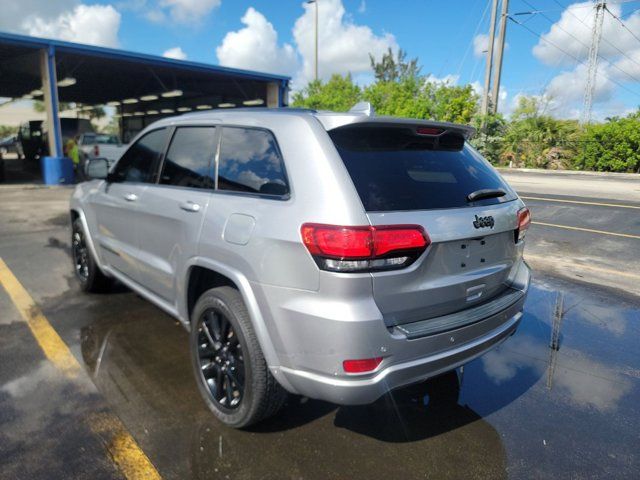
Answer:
[329, 125, 514, 211]
[218, 127, 289, 197]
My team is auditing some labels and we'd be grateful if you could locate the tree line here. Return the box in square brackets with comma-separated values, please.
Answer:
[292, 49, 640, 174]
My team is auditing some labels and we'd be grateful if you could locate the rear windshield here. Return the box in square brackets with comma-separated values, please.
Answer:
[329, 126, 514, 211]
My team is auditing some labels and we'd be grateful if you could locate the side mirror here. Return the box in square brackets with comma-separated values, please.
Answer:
[86, 157, 109, 180]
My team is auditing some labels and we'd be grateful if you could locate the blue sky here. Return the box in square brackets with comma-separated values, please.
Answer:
[2, 0, 640, 119]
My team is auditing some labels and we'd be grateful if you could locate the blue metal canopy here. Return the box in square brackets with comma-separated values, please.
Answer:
[0, 31, 290, 158]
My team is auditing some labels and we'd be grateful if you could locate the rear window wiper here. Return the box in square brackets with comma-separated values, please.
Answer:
[467, 188, 506, 202]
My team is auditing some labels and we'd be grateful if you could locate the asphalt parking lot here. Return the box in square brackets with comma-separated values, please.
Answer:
[1, 170, 639, 479]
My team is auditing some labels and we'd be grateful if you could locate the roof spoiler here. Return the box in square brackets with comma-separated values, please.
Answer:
[348, 102, 375, 116]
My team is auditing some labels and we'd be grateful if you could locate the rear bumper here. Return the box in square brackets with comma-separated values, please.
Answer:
[269, 260, 531, 405]
[278, 300, 523, 405]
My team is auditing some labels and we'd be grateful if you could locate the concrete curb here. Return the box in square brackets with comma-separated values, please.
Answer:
[0, 184, 73, 190]
[496, 167, 639, 179]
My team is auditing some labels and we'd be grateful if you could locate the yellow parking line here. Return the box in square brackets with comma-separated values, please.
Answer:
[89, 413, 162, 480]
[0, 258, 162, 480]
[0, 258, 80, 377]
[532, 221, 640, 240]
[521, 196, 640, 210]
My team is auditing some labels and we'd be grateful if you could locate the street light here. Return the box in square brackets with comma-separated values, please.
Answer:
[307, 0, 318, 81]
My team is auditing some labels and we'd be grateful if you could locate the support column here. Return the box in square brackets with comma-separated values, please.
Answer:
[490, 0, 509, 115]
[40, 46, 63, 158]
[481, 0, 499, 117]
[279, 81, 289, 107]
[266, 82, 280, 108]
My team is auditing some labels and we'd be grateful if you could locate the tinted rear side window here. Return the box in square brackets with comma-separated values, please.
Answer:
[160, 127, 216, 189]
[329, 126, 512, 211]
[218, 127, 289, 197]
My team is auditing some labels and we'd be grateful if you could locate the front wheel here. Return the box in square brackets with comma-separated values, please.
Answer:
[190, 286, 287, 428]
[71, 218, 111, 292]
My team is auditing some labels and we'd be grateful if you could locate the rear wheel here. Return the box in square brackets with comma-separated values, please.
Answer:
[190, 286, 286, 428]
[71, 218, 111, 292]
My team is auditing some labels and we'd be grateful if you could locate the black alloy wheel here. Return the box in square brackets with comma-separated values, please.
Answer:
[196, 308, 245, 410]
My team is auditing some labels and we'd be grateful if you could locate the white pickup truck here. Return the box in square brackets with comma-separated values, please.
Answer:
[78, 133, 128, 168]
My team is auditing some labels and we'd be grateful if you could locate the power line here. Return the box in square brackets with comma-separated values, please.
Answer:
[512, 0, 640, 16]
[515, 1, 640, 86]
[455, 0, 493, 78]
[605, 4, 640, 46]
[508, 15, 640, 99]
[549, 0, 640, 73]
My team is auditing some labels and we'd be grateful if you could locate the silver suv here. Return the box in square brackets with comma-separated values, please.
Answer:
[70, 105, 531, 427]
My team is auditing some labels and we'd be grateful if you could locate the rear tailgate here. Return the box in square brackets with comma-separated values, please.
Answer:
[367, 203, 520, 326]
[328, 122, 524, 327]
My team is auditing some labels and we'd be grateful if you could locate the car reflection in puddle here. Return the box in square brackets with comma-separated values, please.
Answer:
[79, 274, 639, 479]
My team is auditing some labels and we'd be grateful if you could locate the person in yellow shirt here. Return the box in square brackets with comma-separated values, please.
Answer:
[66, 136, 82, 181]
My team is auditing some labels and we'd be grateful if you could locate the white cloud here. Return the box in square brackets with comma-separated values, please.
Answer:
[0, 0, 76, 32]
[546, 64, 615, 107]
[481, 335, 633, 412]
[215, 0, 398, 87]
[216, 7, 297, 76]
[613, 47, 640, 80]
[22, 4, 121, 48]
[425, 74, 460, 86]
[158, 0, 221, 24]
[358, 0, 366, 14]
[532, 2, 640, 118]
[473, 33, 508, 58]
[0, 1, 121, 48]
[292, 0, 398, 86]
[163, 46, 187, 60]
[144, 9, 165, 23]
[533, 2, 640, 67]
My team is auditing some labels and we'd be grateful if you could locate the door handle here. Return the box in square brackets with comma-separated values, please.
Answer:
[179, 201, 201, 212]
[124, 193, 138, 202]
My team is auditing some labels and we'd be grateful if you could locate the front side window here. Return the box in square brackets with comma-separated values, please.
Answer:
[160, 127, 216, 189]
[218, 127, 289, 197]
[111, 128, 166, 183]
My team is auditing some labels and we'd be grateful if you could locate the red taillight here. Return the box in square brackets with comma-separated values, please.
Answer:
[373, 227, 427, 256]
[301, 225, 372, 258]
[343, 357, 383, 374]
[93, 145, 100, 156]
[516, 207, 531, 242]
[301, 223, 430, 272]
[416, 127, 443, 135]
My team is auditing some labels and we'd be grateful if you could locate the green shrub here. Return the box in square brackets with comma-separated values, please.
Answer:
[574, 113, 640, 173]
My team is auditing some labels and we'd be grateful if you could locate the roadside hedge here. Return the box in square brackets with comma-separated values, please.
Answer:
[574, 114, 640, 173]
[293, 74, 640, 173]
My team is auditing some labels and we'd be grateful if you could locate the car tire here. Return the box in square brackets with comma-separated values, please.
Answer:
[190, 286, 287, 428]
[71, 218, 112, 293]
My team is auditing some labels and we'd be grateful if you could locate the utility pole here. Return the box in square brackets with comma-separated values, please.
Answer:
[581, 1, 605, 125]
[481, 0, 499, 117]
[490, 0, 509, 115]
[307, 0, 319, 81]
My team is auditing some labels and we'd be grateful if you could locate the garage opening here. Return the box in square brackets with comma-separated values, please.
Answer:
[0, 31, 289, 184]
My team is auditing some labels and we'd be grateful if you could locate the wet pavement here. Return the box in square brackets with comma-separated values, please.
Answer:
[1, 185, 639, 479]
